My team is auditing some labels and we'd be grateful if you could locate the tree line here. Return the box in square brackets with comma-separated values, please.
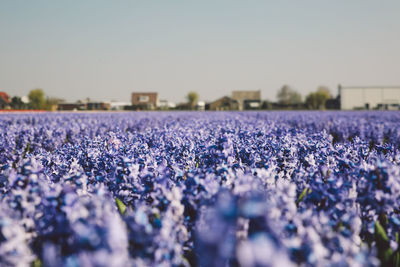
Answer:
[186, 85, 337, 110]
[274, 85, 335, 110]
[8, 86, 336, 111]
[9, 88, 63, 110]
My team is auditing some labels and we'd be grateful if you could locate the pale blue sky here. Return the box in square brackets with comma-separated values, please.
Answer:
[1, 1, 399, 103]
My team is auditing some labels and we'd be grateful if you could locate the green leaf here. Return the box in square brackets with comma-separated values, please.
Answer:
[32, 259, 42, 267]
[296, 187, 308, 205]
[375, 220, 393, 264]
[116, 198, 127, 215]
[395, 252, 400, 267]
[375, 221, 389, 242]
[395, 233, 400, 267]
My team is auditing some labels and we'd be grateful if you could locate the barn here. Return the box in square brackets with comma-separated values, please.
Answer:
[339, 85, 400, 110]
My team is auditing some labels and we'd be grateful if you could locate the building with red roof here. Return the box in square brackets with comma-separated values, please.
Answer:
[0, 92, 10, 109]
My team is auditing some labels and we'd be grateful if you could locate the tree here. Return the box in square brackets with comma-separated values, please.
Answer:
[261, 100, 271, 110]
[187, 91, 199, 110]
[28, 89, 46, 109]
[45, 97, 64, 111]
[316, 86, 332, 98]
[277, 85, 302, 105]
[305, 93, 318, 109]
[289, 91, 302, 105]
[11, 96, 25, 109]
[305, 86, 332, 110]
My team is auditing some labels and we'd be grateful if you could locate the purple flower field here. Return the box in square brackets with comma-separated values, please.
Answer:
[1, 111, 400, 266]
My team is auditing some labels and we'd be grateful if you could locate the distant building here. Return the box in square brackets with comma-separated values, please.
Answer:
[325, 96, 340, 110]
[58, 101, 111, 111]
[86, 102, 111, 111]
[196, 101, 205, 111]
[339, 85, 400, 110]
[232, 90, 261, 110]
[131, 92, 158, 110]
[0, 92, 10, 109]
[58, 103, 85, 111]
[207, 96, 238, 111]
[243, 99, 261, 110]
[110, 102, 131, 111]
[158, 100, 176, 110]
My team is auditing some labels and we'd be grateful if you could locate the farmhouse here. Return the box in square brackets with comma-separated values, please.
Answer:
[110, 102, 131, 111]
[207, 96, 239, 111]
[231, 90, 261, 110]
[131, 92, 158, 110]
[58, 103, 86, 111]
[0, 92, 10, 109]
[339, 85, 400, 110]
[86, 102, 111, 111]
[158, 100, 176, 110]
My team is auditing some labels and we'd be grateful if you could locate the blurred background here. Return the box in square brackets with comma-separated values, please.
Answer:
[0, 0, 399, 111]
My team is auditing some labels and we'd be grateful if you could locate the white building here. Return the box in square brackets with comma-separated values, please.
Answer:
[339, 85, 400, 110]
[158, 100, 176, 110]
[196, 101, 205, 111]
[110, 101, 130, 110]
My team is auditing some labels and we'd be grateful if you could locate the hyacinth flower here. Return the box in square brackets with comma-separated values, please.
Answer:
[0, 111, 399, 266]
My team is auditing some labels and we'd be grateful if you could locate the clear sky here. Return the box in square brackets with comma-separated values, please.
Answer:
[1, 1, 399, 103]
